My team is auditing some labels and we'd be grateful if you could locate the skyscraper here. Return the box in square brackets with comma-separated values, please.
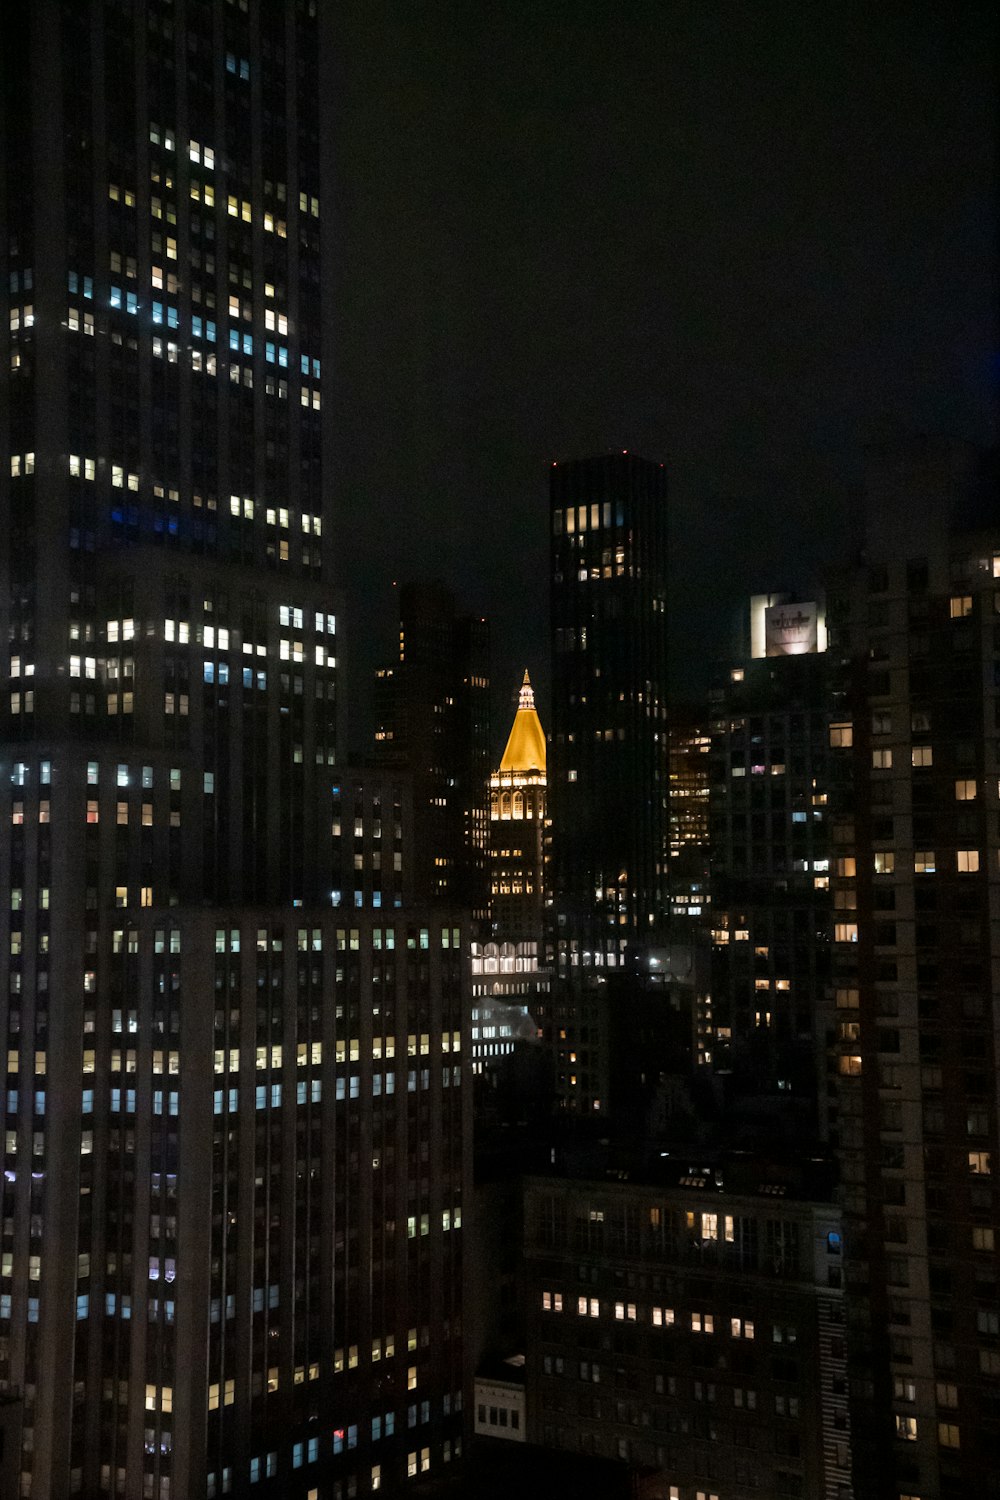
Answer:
[544, 453, 669, 1115]
[548, 453, 669, 972]
[827, 443, 1000, 1500]
[1, 9, 467, 1497]
[707, 594, 833, 1132]
[470, 672, 549, 1077]
[374, 581, 490, 915]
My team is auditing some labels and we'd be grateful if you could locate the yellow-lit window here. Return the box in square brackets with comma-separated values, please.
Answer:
[911, 746, 933, 767]
[829, 723, 853, 748]
[949, 596, 972, 619]
[914, 851, 935, 874]
[957, 850, 980, 873]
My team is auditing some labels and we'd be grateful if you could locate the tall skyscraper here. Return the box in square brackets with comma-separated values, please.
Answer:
[827, 443, 1000, 1500]
[374, 581, 490, 915]
[548, 453, 669, 972]
[470, 672, 549, 1076]
[544, 453, 669, 1115]
[1, 9, 468, 1498]
[707, 594, 833, 1132]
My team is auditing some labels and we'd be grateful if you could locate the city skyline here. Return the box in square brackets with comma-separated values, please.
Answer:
[332, 0, 998, 712]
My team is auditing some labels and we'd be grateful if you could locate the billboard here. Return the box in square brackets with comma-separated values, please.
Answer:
[764, 601, 818, 656]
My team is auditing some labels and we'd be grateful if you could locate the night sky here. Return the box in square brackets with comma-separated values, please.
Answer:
[330, 0, 998, 749]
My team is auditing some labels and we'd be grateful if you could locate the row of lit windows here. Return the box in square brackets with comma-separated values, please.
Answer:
[541, 1295, 771, 1339]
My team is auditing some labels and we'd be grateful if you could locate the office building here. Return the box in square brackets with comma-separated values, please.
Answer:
[826, 443, 1000, 1500]
[543, 454, 670, 1116]
[548, 452, 669, 970]
[707, 595, 833, 1134]
[471, 672, 549, 1076]
[0, 8, 468, 1496]
[374, 582, 490, 915]
[523, 1158, 851, 1500]
[667, 709, 711, 926]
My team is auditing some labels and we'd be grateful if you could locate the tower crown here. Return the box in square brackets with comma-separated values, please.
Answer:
[499, 670, 546, 773]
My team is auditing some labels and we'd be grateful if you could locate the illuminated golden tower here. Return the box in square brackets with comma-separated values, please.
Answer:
[490, 671, 547, 945]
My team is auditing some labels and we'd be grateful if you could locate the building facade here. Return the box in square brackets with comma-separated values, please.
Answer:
[707, 597, 833, 1134]
[523, 1167, 852, 1500]
[547, 453, 669, 971]
[373, 582, 490, 917]
[544, 454, 670, 1116]
[0, 7, 469, 1497]
[827, 448, 1000, 1499]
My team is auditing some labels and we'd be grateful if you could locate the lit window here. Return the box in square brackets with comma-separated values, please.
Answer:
[948, 595, 972, 619]
[911, 745, 933, 767]
[914, 851, 935, 874]
[895, 1415, 918, 1441]
[956, 849, 979, 873]
[829, 723, 853, 748]
[955, 779, 977, 800]
[968, 1151, 991, 1175]
[874, 852, 895, 873]
[872, 748, 892, 769]
[937, 1423, 960, 1449]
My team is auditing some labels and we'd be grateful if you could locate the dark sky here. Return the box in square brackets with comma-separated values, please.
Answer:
[330, 0, 998, 750]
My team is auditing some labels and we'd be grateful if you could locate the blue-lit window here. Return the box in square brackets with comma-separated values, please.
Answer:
[193, 316, 203, 339]
[76, 1294, 89, 1320]
[243, 668, 253, 688]
[207, 319, 217, 341]
[34, 1090, 45, 1114]
[152, 301, 164, 325]
[204, 662, 215, 684]
[68, 271, 78, 293]
[4, 1090, 17, 1112]
[0, 1295, 11, 1320]
[300, 354, 310, 375]
[242, 332, 253, 355]
[271, 1083, 281, 1107]
[229, 329, 239, 351]
[218, 663, 229, 685]
[167, 305, 179, 329]
[110, 286, 122, 309]
[278, 345, 288, 368]
[266, 342, 276, 363]
[255, 1086, 266, 1110]
[105, 1293, 116, 1314]
[293, 1445, 303, 1469]
[126, 291, 138, 314]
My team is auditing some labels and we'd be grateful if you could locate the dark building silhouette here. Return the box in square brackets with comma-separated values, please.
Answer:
[374, 581, 490, 915]
[827, 442, 1000, 1500]
[548, 453, 669, 972]
[543, 454, 670, 1117]
[0, 8, 468, 1496]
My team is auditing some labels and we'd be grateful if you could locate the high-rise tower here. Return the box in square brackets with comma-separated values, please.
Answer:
[548, 453, 669, 971]
[0, 9, 468, 1498]
[827, 442, 1000, 1500]
[544, 454, 669, 1115]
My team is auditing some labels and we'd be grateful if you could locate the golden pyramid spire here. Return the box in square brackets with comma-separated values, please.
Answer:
[499, 670, 546, 773]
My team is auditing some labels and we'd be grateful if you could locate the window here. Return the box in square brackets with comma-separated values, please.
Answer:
[829, 723, 853, 748]
[972, 1226, 995, 1251]
[834, 923, 858, 944]
[730, 1317, 755, 1339]
[872, 748, 892, 769]
[874, 852, 895, 874]
[911, 746, 933, 767]
[955, 779, 977, 801]
[895, 1415, 918, 1441]
[968, 1151, 991, 1175]
[957, 850, 980, 873]
[914, 851, 935, 874]
[691, 1312, 714, 1334]
[949, 595, 972, 618]
[938, 1423, 960, 1449]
